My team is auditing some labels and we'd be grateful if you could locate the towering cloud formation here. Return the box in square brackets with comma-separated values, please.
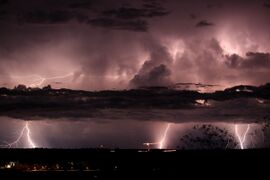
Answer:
[130, 44, 172, 88]
[0, 0, 269, 90]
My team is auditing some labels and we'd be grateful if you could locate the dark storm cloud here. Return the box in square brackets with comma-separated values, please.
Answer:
[243, 52, 270, 68]
[18, 10, 88, 24]
[1, 98, 269, 124]
[0, 0, 169, 32]
[68, 0, 93, 9]
[196, 20, 214, 27]
[225, 52, 270, 69]
[173, 83, 219, 90]
[0, 83, 269, 123]
[223, 52, 270, 85]
[130, 44, 173, 87]
[225, 54, 243, 68]
[90, 1, 168, 32]
[0, 0, 94, 25]
[130, 64, 171, 87]
[263, 3, 270, 8]
[102, 5, 169, 19]
[88, 18, 148, 32]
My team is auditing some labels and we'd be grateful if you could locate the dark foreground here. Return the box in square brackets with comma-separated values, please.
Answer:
[0, 149, 269, 178]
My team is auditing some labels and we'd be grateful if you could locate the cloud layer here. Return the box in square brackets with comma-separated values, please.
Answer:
[0, 84, 269, 123]
[0, 0, 269, 90]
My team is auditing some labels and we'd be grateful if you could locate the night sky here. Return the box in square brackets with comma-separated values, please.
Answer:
[0, 0, 270, 149]
[0, 0, 269, 90]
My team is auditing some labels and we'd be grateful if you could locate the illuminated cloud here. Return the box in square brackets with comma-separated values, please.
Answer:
[0, 0, 269, 90]
[130, 64, 171, 87]
[0, 0, 270, 150]
[130, 44, 173, 87]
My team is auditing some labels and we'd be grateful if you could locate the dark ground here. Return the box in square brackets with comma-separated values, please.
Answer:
[0, 149, 269, 179]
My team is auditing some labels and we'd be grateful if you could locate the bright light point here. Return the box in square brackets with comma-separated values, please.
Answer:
[195, 99, 211, 106]
[235, 124, 250, 149]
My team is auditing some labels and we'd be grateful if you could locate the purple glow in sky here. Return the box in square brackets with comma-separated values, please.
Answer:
[0, 0, 270, 149]
[0, 0, 269, 90]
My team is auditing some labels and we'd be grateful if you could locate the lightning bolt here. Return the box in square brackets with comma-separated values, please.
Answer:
[235, 124, 250, 149]
[159, 123, 171, 149]
[29, 73, 74, 87]
[0, 122, 36, 148]
[25, 122, 36, 148]
[0, 73, 75, 88]
[1, 72, 131, 89]
[144, 123, 172, 150]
